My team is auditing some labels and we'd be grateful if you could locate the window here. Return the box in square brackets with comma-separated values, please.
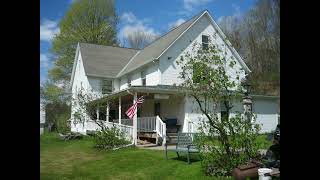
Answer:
[109, 110, 116, 121]
[154, 103, 161, 116]
[141, 71, 146, 86]
[102, 79, 112, 94]
[202, 35, 209, 50]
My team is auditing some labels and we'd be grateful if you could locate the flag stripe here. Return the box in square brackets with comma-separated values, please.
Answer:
[125, 96, 144, 119]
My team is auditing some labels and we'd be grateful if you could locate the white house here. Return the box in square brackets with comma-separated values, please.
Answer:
[70, 10, 279, 145]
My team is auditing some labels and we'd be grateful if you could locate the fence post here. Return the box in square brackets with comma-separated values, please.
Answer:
[163, 124, 166, 146]
[156, 116, 159, 144]
[119, 96, 121, 125]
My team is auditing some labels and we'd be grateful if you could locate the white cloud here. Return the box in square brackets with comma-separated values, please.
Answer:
[121, 12, 138, 24]
[168, 18, 186, 29]
[231, 4, 241, 19]
[183, 0, 213, 12]
[119, 12, 159, 45]
[40, 19, 60, 42]
[217, 3, 243, 30]
[120, 23, 158, 38]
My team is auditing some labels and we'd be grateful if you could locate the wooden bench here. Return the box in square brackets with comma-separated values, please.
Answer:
[165, 132, 199, 164]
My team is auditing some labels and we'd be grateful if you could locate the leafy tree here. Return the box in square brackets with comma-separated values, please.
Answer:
[40, 82, 69, 104]
[40, 0, 118, 131]
[45, 102, 71, 133]
[218, 0, 280, 95]
[49, 0, 118, 83]
[177, 41, 260, 176]
[42, 0, 118, 131]
[125, 30, 157, 49]
[41, 81, 71, 132]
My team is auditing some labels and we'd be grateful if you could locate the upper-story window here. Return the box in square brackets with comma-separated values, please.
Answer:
[202, 35, 209, 50]
[141, 71, 146, 86]
[127, 75, 131, 87]
[102, 79, 112, 94]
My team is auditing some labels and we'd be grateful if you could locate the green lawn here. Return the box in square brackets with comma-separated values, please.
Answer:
[40, 133, 233, 180]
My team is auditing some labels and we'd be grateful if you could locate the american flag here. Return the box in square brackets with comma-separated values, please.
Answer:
[125, 96, 144, 119]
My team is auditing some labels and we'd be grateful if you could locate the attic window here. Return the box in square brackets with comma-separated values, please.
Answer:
[202, 35, 209, 50]
[102, 79, 112, 94]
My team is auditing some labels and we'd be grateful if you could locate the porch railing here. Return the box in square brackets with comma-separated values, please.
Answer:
[113, 119, 132, 126]
[85, 116, 166, 145]
[137, 116, 157, 132]
[113, 117, 158, 132]
[156, 116, 166, 146]
[86, 120, 134, 142]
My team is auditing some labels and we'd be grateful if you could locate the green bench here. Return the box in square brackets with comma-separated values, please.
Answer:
[165, 132, 199, 164]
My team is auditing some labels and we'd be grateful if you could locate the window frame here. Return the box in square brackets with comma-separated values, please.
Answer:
[202, 35, 209, 50]
[101, 79, 113, 94]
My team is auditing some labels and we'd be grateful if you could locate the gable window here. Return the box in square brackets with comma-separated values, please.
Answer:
[202, 35, 209, 50]
[102, 79, 112, 94]
[141, 71, 146, 86]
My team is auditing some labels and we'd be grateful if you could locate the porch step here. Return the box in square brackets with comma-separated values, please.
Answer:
[167, 132, 178, 136]
[166, 132, 178, 144]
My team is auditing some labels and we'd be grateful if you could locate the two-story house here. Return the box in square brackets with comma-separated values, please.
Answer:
[69, 10, 279, 145]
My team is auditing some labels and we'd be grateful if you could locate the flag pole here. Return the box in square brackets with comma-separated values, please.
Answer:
[133, 92, 138, 145]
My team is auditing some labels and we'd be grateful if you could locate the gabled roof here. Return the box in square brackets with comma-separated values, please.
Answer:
[70, 9, 251, 88]
[117, 10, 250, 77]
[117, 10, 205, 77]
[79, 43, 139, 78]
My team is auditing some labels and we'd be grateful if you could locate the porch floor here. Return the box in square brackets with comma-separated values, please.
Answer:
[137, 145, 268, 155]
[137, 145, 176, 150]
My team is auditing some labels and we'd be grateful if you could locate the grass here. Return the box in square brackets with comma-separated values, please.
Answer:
[40, 133, 233, 180]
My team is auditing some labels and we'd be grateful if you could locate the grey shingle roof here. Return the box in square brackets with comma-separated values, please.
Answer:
[79, 43, 139, 78]
[116, 10, 205, 77]
[77, 10, 249, 79]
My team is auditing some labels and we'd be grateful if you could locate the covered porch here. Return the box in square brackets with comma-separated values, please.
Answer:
[91, 85, 186, 146]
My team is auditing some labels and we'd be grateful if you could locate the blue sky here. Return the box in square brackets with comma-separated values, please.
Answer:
[40, 0, 256, 84]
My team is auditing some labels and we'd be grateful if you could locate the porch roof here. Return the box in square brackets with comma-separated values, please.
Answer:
[97, 85, 186, 102]
[91, 85, 279, 103]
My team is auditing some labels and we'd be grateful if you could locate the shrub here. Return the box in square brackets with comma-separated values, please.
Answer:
[194, 114, 261, 176]
[93, 126, 130, 149]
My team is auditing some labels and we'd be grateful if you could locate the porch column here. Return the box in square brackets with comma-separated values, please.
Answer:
[118, 96, 121, 125]
[133, 92, 138, 145]
[96, 107, 99, 120]
[106, 101, 110, 122]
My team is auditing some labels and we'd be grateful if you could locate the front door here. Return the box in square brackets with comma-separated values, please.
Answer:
[154, 102, 160, 117]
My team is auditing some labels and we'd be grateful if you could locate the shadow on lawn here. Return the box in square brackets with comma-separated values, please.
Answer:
[169, 154, 202, 164]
